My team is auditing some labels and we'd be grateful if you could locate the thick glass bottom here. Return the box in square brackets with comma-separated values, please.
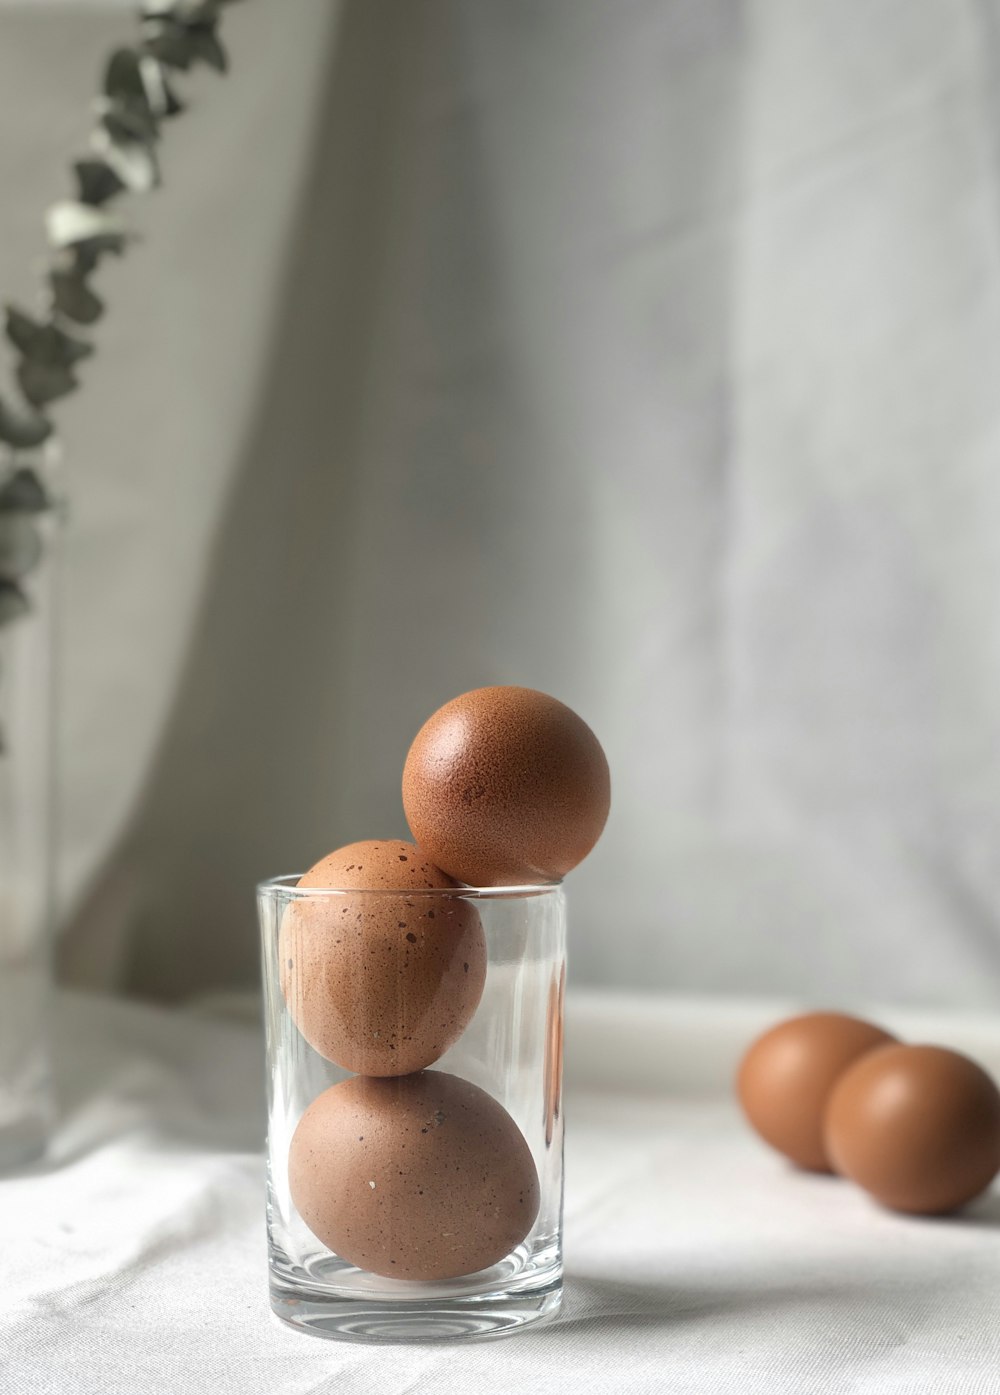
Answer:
[271, 1280, 561, 1342]
[269, 1239, 562, 1343]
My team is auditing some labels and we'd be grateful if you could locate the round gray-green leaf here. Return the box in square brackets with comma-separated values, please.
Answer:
[74, 158, 126, 207]
[0, 580, 30, 626]
[0, 516, 42, 581]
[18, 359, 79, 407]
[105, 48, 148, 106]
[0, 469, 50, 514]
[6, 306, 93, 367]
[94, 132, 160, 193]
[102, 100, 160, 149]
[142, 22, 197, 69]
[0, 396, 52, 448]
[139, 55, 184, 119]
[51, 267, 105, 325]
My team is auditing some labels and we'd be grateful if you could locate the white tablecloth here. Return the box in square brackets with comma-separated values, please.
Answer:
[2, 990, 999, 1394]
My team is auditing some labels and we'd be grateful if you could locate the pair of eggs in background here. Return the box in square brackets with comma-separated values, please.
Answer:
[279, 687, 611, 1281]
[738, 1011, 1000, 1214]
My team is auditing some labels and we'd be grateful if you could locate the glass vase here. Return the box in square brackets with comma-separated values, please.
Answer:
[259, 876, 566, 1342]
[0, 484, 56, 1169]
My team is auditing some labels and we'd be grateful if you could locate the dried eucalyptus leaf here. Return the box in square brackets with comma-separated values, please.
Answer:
[47, 201, 128, 252]
[102, 101, 160, 148]
[75, 232, 127, 262]
[0, 468, 50, 514]
[96, 134, 160, 194]
[143, 18, 226, 72]
[0, 515, 42, 581]
[5, 307, 37, 358]
[91, 117, 161, 192]
[138, 55, 185, 119]
[60, 333, 94, 366]
[5, 307, 93, 368]
[0, 581, 29, 626]
[66, 243, 101, 277]
[190, 27, 227, 72]
[18, 359, 79, 408]
[50, 267, 105, 326]
[102, 53, 163, 146]
[0, 395, 52, 448]
[6, 308, 92, 366]
[105, 48, 148, 106]
[74, 158, 126, 207]
[143, 23, 197, 70]
[162, 76, 185, 117]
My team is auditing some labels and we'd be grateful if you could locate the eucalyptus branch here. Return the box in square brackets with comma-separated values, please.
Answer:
[0, 0, 240, 748]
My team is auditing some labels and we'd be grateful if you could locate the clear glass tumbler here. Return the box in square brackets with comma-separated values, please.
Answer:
[258, 876, 565, 1342]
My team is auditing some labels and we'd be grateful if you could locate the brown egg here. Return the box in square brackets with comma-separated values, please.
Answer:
[737, 1011, 896, 1172]
[402, 686, 611, 885]
[288, 1071, 541, 1280]
[279, 840, 487, 1076]
[824, 1044, 1000, 1214]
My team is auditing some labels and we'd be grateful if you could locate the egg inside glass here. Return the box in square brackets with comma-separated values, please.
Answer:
[259, 875, 566, 1343]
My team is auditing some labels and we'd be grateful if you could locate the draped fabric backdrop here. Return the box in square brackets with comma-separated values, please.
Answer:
[3, 0, 999, 1007]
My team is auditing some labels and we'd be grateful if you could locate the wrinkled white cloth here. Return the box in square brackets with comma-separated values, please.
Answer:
[2, 990, 999, 1394]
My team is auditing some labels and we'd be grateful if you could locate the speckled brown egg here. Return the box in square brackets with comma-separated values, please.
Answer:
[279, 840, 486, 1076]
[824, 1044, 1000, 1214]
[402, 686, 611, 886]
[288, 1070, 541, 1280]
[737, 1011, 896, 1172]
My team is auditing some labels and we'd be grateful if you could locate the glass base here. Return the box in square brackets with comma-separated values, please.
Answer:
[271, 1279, 561, 1342]
[268, 1238, 562, 1343]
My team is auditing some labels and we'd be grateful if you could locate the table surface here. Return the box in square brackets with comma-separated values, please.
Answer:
[2, 990, 999, 1395]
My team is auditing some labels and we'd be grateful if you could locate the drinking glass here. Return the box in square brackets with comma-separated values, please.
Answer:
[258, 876, 565, 1342]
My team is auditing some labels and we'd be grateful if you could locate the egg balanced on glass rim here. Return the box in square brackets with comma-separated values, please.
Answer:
[402, 685, 612, 886]
[282, 685, 610, 1282]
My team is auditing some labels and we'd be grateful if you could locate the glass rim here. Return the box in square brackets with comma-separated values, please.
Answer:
[256, 873, 563, 902]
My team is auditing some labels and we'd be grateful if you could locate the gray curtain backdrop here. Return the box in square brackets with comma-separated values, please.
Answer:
[3, 0, 999, 1008]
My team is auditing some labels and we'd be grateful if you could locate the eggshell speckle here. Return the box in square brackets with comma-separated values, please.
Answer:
[402, 686, 611, 885]
[824, 1043, 1000, 1214]
[737, 1011, 896, 1172]
[280, 840, 486, 1076]
[288, 1071, 541, 1280]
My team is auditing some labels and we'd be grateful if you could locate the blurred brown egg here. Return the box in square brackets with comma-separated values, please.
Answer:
[288, 1071, 541, 1280]
[402, 686, 611, 886]
[279, 839, 486, 1076]
[737, 1011, 896, 1171]
[824, 1044, 1000, 1214]
[543, 963, 565, 1147]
